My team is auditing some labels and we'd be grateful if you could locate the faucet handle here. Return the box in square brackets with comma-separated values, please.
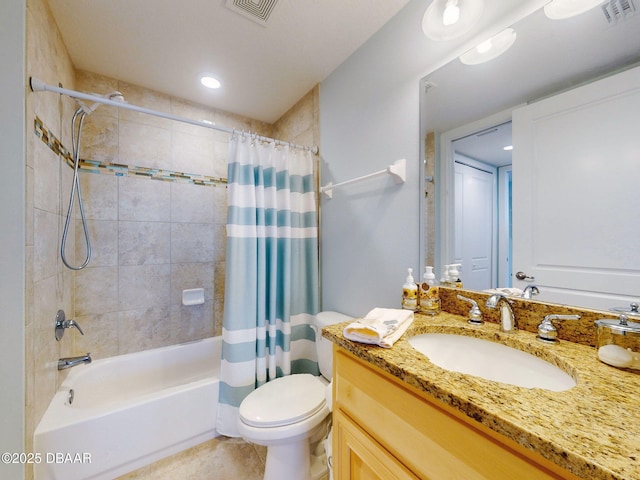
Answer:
[55, 310, 85, 341]
[537, 314, 581, 343]
[457, 295, 483, 325]
[65, 319, 84, 335]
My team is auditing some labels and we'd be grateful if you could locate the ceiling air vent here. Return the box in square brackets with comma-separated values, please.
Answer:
[602, 0, 637, 24]
[225, 0, 280, 26]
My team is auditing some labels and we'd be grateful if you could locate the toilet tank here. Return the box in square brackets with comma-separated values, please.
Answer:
[314, 311, 352, 381]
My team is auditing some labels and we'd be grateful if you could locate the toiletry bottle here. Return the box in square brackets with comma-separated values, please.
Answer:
[401, 268, 418, 311]
[450, 264, 463, 288]
[419, 266, 441, 315]
[440, 265, 451, 287]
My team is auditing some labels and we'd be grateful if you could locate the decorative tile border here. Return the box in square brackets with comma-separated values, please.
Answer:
[34, 116, 227, 187]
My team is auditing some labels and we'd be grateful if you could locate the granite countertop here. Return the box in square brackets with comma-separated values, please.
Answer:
[323, 312, 640, 480]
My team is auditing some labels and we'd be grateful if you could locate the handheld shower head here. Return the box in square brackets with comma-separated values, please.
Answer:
[75, 91, 127, 115]
[106, 91, 126, 103]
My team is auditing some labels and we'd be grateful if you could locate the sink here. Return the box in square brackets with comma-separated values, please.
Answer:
[408, 333, 576, 391]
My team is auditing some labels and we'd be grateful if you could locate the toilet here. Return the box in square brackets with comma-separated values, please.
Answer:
[238, 311, 351, 480]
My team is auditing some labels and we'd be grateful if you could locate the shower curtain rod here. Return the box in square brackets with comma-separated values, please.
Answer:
[29, 77, 319, 155]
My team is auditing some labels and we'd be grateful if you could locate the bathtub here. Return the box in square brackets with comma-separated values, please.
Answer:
[34, 337, 221, 480]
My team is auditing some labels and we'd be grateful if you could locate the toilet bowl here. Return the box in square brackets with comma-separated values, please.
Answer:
[237, 311, 351, 480]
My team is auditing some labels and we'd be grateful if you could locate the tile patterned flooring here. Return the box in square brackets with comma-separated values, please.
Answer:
[117, 437, 266, 480]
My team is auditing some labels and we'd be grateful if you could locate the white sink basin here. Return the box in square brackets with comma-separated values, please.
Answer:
[408, 333, 576, 391]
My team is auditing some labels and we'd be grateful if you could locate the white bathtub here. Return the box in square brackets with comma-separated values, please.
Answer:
[34, 337, 221, 480]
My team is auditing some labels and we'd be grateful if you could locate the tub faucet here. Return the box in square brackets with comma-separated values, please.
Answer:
[486, 294, 517, 332]
[58, 353, 91, 371]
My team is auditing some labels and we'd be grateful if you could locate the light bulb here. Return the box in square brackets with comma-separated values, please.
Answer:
[442, 0, 460, 26]
[476, 39, 492, 54]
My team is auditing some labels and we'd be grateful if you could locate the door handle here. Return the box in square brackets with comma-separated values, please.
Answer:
[515, 271, 535, 281]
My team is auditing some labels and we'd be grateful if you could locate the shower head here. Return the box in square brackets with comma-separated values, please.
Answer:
[76, 90, 127, 115]
[106, 91, 125, 103]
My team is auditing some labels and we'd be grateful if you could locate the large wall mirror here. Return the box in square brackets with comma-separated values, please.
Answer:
[420, 4, 640, 311]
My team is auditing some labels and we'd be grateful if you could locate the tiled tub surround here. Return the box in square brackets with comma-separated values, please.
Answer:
[65, 70, 269, 359]
[323, 289, 640, 480]
[34, 116, 228, 187]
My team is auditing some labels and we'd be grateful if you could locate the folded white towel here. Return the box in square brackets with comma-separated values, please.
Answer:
[343, 308, 414, 348]
[483, 287, 523, 297]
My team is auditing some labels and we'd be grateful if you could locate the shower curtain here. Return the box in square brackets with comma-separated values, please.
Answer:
[216, 135, 320, 437]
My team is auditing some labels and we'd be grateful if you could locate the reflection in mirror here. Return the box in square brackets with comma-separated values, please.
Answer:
[420, 6, 640, 311]
[450, 121, 511, 292]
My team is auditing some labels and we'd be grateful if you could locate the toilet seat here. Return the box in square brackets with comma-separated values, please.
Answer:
[239, 374, 326, 428]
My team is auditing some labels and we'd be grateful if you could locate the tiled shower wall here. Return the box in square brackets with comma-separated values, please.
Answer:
[25, 0, 77, 471]
[26, 0, 320, 477]
[70, 70, 274, 358]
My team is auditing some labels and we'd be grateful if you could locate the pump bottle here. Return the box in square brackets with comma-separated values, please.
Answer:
[419, 266, 441, 315]
[401, 268, 418, 311]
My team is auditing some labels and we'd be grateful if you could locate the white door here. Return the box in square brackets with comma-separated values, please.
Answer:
[453, 157, 495, 290]
[512, 65, 640, 310]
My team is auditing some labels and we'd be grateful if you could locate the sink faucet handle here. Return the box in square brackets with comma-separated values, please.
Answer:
[457, 295, 483, 325]
[537, 314, 581, 343]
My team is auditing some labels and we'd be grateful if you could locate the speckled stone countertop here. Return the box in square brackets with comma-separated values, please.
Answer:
[323, 309, 640, 480]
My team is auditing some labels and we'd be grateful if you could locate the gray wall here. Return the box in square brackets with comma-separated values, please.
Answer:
[319, 0, 546, 317]
[319, 0, 430, 317]
[0, 0, 26, 477]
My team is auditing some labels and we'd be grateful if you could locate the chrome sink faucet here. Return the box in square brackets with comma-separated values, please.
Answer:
[486, 294, 516, 332]
[521, 284, 540, 299]
[58, 353, 92, 370]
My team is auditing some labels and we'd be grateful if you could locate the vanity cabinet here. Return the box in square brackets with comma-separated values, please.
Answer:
[332, 346, 581, 480]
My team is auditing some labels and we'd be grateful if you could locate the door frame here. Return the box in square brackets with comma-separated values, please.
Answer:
[497, 165, 512, 288]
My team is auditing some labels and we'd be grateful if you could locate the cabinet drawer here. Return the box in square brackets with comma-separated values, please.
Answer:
[334, 348, 577, 480]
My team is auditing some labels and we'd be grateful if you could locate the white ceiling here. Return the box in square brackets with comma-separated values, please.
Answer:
[47, 0, 412, 123]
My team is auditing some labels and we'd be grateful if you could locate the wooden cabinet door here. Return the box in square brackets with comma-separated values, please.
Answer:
[333, 409, 420, 480]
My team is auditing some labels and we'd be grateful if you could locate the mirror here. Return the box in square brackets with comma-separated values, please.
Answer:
[420, 5, 640, 310]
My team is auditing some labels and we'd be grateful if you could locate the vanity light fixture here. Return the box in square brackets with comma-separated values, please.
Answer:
[459, 28, 517, 65]
[544, 0, 604, 19]
[200, 75, 221, 89]
[422, 0, 484, 41]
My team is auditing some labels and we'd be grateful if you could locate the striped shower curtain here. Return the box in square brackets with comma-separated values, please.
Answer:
[216, 135, 320, 437]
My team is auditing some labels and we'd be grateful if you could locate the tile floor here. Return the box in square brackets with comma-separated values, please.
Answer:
[117, 437, 266, 480]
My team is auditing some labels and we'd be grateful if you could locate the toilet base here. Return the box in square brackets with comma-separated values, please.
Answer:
[264, 440, 310, 480]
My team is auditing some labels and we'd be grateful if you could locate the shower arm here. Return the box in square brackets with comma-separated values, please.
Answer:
[29, 77, 319, 155]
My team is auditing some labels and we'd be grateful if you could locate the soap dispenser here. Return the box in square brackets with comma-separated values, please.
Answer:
[419, 266, 440, 315]
[440, 265, 451, 287]
[402, 268, 418, 311]
[449, 264, 463, 288]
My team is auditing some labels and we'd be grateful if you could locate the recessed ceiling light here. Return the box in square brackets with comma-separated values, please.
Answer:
[503, 145, 513, 151]
[200, 75, 221, 89]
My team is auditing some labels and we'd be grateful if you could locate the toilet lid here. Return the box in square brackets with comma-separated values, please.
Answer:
[239, 374, 326, 428]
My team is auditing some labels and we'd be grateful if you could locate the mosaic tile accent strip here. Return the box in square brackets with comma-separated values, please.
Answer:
[34, 116, 227, 187]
